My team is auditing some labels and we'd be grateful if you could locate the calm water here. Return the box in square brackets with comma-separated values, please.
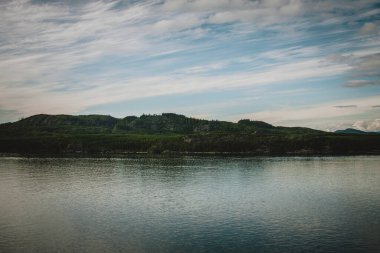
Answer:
[0, 156, 379, 253]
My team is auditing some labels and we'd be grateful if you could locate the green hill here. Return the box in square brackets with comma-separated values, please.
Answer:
[4, 113, 322, 135]
[0, 113, 379, 155]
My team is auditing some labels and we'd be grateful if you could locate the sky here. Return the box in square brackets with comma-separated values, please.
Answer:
[0, 0, 379, 131]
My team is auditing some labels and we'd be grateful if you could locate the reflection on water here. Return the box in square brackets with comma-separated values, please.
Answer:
[0, 156, 379, 252]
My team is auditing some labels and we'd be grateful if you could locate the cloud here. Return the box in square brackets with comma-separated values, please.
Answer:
[161, 0, 378, 27]
[345, 80, 380, 87]
[359, 22, 378, 35]
[334, 105, 357, 108]
[207, 1, 303, 24]
[0, 0, 379, 126]
[162, 0, 251, 12]
[353, 119, 380, 131]
[344, 52, 380, 87]
[353, 53, 380, 76]
[152, 15, 203, 34]
[0, 56, 349, 117]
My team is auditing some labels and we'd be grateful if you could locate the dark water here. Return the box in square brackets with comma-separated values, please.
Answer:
[0, 156, 379, 253]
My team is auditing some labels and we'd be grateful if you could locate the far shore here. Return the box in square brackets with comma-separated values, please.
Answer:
[2, 150, 380, 158]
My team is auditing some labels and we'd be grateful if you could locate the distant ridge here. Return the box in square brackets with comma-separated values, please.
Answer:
[335, 128, 380, 135]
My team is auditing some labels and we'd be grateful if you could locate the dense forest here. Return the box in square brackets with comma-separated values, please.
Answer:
[0, 113, 379, 155]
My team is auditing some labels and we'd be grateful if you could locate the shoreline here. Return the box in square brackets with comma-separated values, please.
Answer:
[2, 150, 380, 158]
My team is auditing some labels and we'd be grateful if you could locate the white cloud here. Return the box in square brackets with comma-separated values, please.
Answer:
[0, 0, 379, 125]
[353, 119, 380, 131]
[0, 55, 349, 117]
[161, 0, 305, 25]
[258, 46, 321, 60]
[162, 0, 249, 12]
[152, 15, 203, 34]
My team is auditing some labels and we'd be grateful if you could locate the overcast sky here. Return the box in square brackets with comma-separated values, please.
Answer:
[0, 0, 379, 131]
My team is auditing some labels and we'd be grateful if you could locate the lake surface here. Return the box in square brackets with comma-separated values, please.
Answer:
[0, 156, 379, 253]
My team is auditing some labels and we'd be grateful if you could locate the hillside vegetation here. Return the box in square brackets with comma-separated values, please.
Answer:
[0, 113, 379, 155]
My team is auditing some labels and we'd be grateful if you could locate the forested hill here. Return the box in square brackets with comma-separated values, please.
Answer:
[1, 113, 321, 135]
[0, 113, 379, 155]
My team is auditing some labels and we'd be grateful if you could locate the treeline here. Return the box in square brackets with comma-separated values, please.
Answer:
[1, 132, 380, 155]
